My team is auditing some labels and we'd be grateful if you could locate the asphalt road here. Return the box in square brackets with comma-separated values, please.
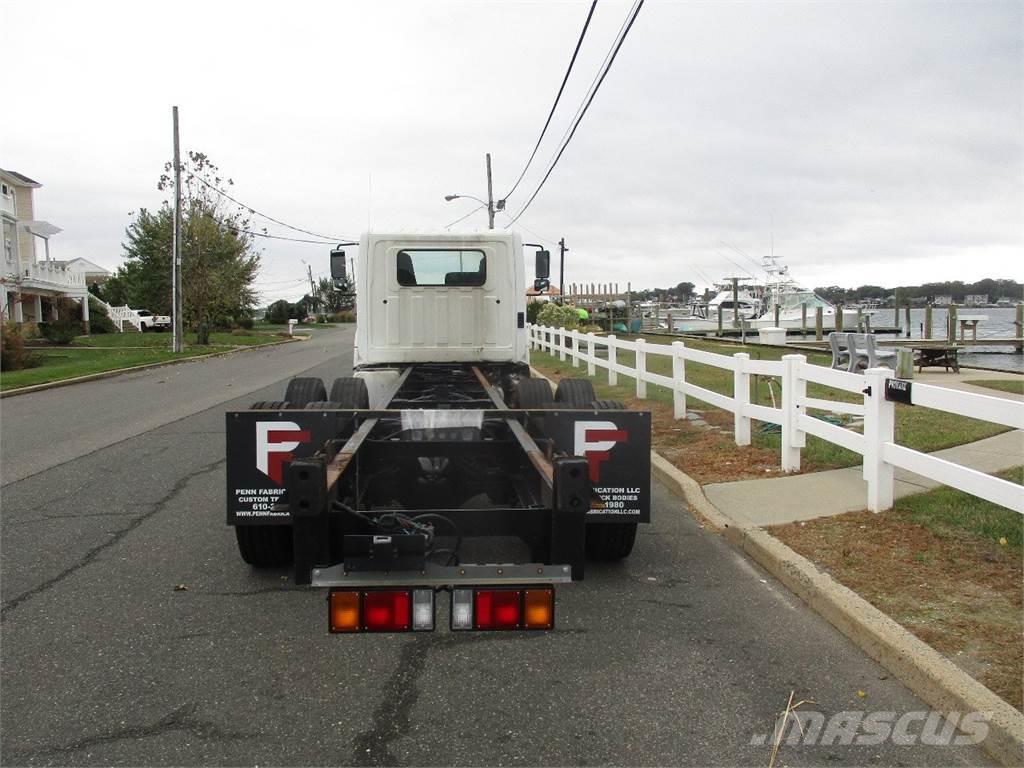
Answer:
[0, 327, 990, 766]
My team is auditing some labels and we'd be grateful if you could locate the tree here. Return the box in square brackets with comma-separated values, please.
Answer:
[114, 152, 260, 342]
[674, 282, 695, 301]
[315, 276, 354, 314]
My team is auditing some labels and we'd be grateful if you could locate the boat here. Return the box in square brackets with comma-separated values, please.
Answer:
[669, 254, 859, 333]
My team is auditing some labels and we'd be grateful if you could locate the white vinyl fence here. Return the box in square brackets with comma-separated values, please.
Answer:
[528, 324, 1024, 514]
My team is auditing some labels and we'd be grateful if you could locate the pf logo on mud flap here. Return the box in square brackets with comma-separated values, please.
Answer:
[256, 422, 311, 485]
[574, 420, 628, 482]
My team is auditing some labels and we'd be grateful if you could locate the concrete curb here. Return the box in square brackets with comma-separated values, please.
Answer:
[0, 337, 303, 399]
[652, 454, 1024, 767]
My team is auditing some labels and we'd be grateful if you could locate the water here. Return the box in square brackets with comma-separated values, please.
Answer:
[802, 307, 1023, 373]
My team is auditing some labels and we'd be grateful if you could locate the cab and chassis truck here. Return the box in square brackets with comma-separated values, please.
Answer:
[226, 232, 651, 632]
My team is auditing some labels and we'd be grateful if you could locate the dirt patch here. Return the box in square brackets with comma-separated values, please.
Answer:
[770, 511, 1023, 710]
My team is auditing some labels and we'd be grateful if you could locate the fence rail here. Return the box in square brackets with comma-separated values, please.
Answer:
[528, 324, 1024, 514]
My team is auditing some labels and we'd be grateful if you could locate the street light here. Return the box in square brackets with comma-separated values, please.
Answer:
[444, 153, 497, 229]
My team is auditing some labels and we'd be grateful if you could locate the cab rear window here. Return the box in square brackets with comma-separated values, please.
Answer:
[396, 249, 486, 287]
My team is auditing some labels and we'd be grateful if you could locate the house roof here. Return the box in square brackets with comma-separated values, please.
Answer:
[0, 169, 41, 187]
[51, 257, 111, 274]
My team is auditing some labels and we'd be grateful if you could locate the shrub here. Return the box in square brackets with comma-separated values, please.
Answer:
[39, 298, 82, 345]
[1, 323, 41, 371]
[231, 328, 252, 337]
[330, 310, 356, 323]
[88, 297, 117, 334]
[236, 315, 254, 330]
[265, 299, 293, 325]
[536, 302, 580, 330]
[526, 301, 544, 325]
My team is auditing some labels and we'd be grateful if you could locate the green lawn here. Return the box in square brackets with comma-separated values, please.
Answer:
[0, 348, 216, 390]
[530, 333, 1010, 470]
[898, 466, 1023, 551]
[965, 379, 1024, 396]
[3, 331, 291, 391]
[71, 330, 287, 348]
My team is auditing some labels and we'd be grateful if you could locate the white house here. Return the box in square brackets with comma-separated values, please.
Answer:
[50, 257, 111, 286]
[1, 168, 90, 324]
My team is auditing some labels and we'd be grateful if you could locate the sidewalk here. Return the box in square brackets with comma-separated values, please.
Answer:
[702, 368, 1022, 526]
[703, 429, 1024, 526]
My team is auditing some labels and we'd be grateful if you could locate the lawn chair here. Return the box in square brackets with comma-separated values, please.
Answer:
[828, 332, 850, 370]
[847, 333, 896, 372]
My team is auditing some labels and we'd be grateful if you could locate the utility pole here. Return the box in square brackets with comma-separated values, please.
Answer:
[485, 153, 495, 230]
[171, 106, 183, 353]
[559, 238, 568, 304]
[307, 264, 317, 315]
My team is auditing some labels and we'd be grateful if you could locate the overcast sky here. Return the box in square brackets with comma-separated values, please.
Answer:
[4, 0, 1021, 302]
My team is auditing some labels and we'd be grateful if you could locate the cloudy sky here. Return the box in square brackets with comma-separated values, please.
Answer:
[4, 0, 1021, 302]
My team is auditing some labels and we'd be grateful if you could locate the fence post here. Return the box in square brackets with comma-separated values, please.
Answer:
[635, 338, 647, 399]
[586, 332, 596, 376]
[607, 335, 618, 386]
[547, 326, 554, 354]
[558, 327, 566, 361]
[571, 329, 580, 368]
[672, 341, 686, 419]
[780, 354, 807, 472]
[733, 352, 751, 446]
[863, 366, 896, 512]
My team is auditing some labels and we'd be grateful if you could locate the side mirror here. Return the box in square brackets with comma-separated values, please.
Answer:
[330, 249, 347, 285]
[535, 249, 550, 279]
[534, 278, 550, 293]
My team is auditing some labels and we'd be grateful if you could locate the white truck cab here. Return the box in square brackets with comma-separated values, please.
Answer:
[340, 232, 536, 369]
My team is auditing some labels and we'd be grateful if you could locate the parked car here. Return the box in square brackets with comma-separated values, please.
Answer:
[135, 310, 171, 331]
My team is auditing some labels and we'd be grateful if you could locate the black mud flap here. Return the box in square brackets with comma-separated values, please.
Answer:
[543, 409, 651, 523]
[225, 410, 351, 525]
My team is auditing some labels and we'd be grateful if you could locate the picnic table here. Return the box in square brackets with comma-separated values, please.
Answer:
[913, 344, 961, 373]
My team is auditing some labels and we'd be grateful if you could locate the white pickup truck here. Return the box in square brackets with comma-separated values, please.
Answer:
[135, 309, 170, 331]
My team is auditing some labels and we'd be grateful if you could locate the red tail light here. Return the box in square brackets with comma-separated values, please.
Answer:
[474, 589, 523, 630]
[328, 589, 433, 633]
[363, 590, 411, 631]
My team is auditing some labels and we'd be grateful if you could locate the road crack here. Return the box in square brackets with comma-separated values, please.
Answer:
[4, 703, 252, 760]
[0, 458, 225, 619]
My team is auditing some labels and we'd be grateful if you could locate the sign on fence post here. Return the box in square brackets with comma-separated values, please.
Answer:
[864, 367, 896, 512]
[607, 335, 618, 386]
[733, 353, 752, 446]
[671, 341, 686, 419]
[635, 338, 647, 399]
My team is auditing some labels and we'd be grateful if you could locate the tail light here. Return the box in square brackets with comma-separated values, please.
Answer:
[329, 589, 434, 633]
[452, 587, 554, 631]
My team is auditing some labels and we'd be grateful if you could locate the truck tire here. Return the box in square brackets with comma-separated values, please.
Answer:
[585, 398, 637, 560]
[585, 522, 638, 561]
[329, 377, 370, 408]
[590, 399, 626, 410]
[515, 378, 554, 409]
[250, 400, 291, 409]
[555, 378, 596, 407]
[235, 525, 293, 567]
[305, 401, 343, 409]
[284, 377, 327, 408]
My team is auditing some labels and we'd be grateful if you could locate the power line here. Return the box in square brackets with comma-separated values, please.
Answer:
[501, 0, 599, 203]
[194, 175, 356, 242]
[444, 204, 487, 230]
[506, 0, 644, 226]
[222, 223, 339, 245]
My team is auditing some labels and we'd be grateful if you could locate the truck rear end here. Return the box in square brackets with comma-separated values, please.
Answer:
[225, 233, 651, 632]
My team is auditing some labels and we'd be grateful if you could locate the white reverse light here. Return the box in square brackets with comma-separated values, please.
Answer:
[451, 588, 473, 630]
[412, 589, 434, 631]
